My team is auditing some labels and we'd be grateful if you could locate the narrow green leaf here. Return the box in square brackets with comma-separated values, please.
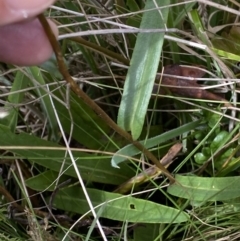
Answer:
[117, 0, 170, 140]
[52, 89, 114, 150]
[168, 175, 240, 202]
[210, 131, 229, 151]
[188, 9, 211, 46]
[25, 170, 70, 191]
[27, 67, 59, 141]
[212, 47, 240, 62]
[212, 26, 240, 61]
[0, 71, 27, 131]
[111, 120, 201, 168]
[134, 224, 160, 241]
[173, 1, 196, 26]
[126, 0, 140, 11]
[53, 186, 189, 223]
[39, 55, 62, 79]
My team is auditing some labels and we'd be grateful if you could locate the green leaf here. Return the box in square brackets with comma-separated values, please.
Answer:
[188, 9, 211, 46]
[111, 120, 201, 168]
[212, 48, 240, 62]
[52, 89, 114, 150]
[217, 156, 240, 177]
[25, 170, 70, 191]
[117, 0, 170, 140]
[26, 67, 59, 141]
[168, 175, 240, 202]
[39, 55, 62, 79]
[126, 0, 141, 11]
[0, 125, 134, 185]
[194, 152, 207, 164]
[53, 186, 189, 223]
[0, 71, 28, 131]
[212, 26, 240, 61]
[210, 131, 229, 151]
[134, 224, 161, 241]
[173, 1, 196, 26]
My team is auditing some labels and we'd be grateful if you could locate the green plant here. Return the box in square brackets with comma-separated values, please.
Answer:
[1, 1, 240, 240]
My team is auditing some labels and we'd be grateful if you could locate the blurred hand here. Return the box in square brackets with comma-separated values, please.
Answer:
[0, 0, 58, 66]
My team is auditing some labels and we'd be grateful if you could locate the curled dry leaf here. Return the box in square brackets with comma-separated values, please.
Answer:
[153, 65, 232, 107]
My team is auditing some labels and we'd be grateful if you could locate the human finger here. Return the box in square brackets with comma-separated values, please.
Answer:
[0, 0, 56, 26]
[0, 18, 58, 66]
